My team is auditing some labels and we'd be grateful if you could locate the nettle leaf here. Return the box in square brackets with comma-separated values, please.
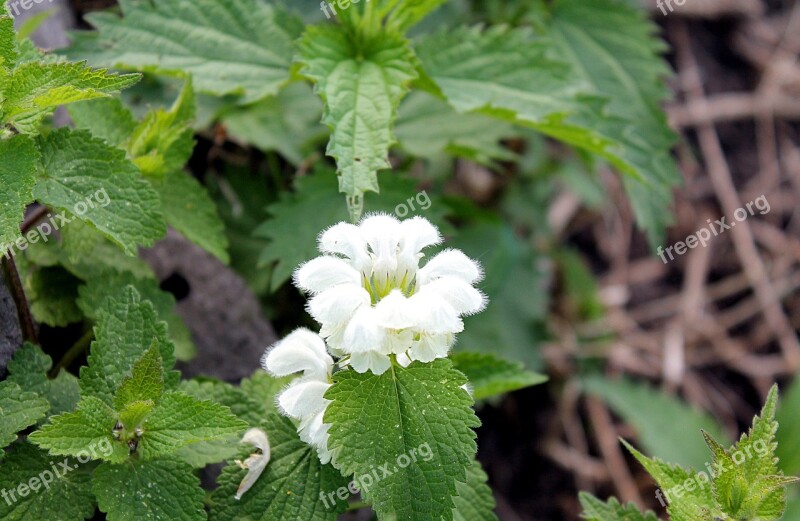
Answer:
[71, 0, 301, 103]
[0, 10, 17, 69]
[77, 271, 196, 361]
[326, 359, 480, 521]
[68, 97, 138, 147]
[777, 378, 800, 475]
[137, 391, 246, 461]
[298, 25, 417, 200]
[7, 342, 80, 418]
[453, 460, 498, 521]
[33, 129, 166, 255]
[29, 396, 129, 464]
[0, 380, 49, 457]
[57, 219, 153, 280]
[80, 286, 179, 407]
[0, 134, 39, 251]
[210, 412, 348, 521]
[25, 266, 83, 327]
[2, 61, 139, 133]
[544, 0, 680, 245]
[257, 169, 450, 291]
[113, 344, 165, 411]
[450, 352, 547, 401]
[0, 442, 95, 521]
[93, 458, 206, 521]
[578, 492, 660, 521]
[583, 376, 728, 469]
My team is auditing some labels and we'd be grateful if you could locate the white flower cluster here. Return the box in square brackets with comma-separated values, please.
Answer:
[262, 214, 486, 463]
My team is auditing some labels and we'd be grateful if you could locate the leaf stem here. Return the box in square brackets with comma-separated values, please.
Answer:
[50, 329, 94, 377]
[1, 255, 38, 344]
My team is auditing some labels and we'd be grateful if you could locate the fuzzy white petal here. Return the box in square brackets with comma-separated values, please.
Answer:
[308, 285, 370, 325]
[359, 214, 401, 282]
[374, 289, 415, 329]
[343, 306, 386, 353]
[261, 328, 332, 381]
[277, 380, 331, 419]
[318, 222, 371, 271]
[395, 352, 412, 367]
[417, 249, 482, 285]
[407, 291, 464, 334]
[420, 277, 486, 315]
[235, 428, 271, 500]
[299, 410, 332, 463]
[397, 217, 441, 271]
[349, 350, 391, 374]
[383, 329, 414, 355]
[294, 256, 362, 294]
[409, 334, 452, 362]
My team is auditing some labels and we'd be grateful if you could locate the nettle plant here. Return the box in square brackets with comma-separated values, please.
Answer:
[580, 386, 799, 521]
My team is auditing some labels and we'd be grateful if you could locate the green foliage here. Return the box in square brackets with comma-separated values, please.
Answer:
[453, 460, 499, 521]
[0, 380, 49, 457]
[578, 493, 660, 521]
[450, 352, 547, 400]
[325, 359, 480, 521]
[6, 342, 80, 419]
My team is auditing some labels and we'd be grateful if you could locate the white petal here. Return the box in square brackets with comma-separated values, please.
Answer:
[382, 329, 414, 355]
[319, 322, 347, 355]
[318, 222, 371, 271]
[349, 350, 391, 374]
[308, 285, 370, 325]
[343, 306, 386, 353]
[294, 256, 361, 294]
[409, 334, 452, 362]
[277, 380, 331, 419]
[397, 217, 441, 271]
[261, 328, 332, 381]
[417, 249, 482, 285]
[395, 352, 412, 367]
[407, 291, 464, 334]
[299, 410, 332, 463]
[359, 214, 401, 281]
[235, 428, 271, 500]
[374, 290, 415, 329]
[420, 277, 486, 315]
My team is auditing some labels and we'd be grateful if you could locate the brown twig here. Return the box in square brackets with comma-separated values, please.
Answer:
[1, 256, 37, 344]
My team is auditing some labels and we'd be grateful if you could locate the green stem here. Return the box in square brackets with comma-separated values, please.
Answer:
[50, 329, 94, 377]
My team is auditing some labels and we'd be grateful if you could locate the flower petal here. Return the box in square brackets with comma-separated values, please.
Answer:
[294, 256, 361, 294]
[308, 284, 370, 325]
[235, 428, 271, 500]
[408, 291, 464, 334]
[343, 306, 386, 353]
[374, 289, 415, 329]
[417, 248, 482, 285]
[409, 334, 452, 362]
[397, 217, 441, 271]
[318, 222, 371, 271]
[349, 350, 392, 375]
[261, 328, 332, 381]
[421, 277, 486, 315]
[359, 214, 401, 282]
[278, 380, 331, 419]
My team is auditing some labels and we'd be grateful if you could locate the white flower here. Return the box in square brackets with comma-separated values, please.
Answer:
[235, 428, 271, 500]
[262, 329, 333, 464]
[293, 214, 486, 375]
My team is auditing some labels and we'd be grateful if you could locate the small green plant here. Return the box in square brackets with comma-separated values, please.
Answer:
[580, 385, 799, 521]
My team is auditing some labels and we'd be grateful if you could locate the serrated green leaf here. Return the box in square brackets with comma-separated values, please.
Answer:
[58, 219, 154, 280]
[152, 170, 229, 263]
[777, 377, 800, 475]
[70, 0, 301, 103]
[0, 442, 95, 521]
[578, 492, 660, 521]
[0, 11, 17, 70]
[3, 61, 139, 133]
[34, 129, 166, 255]
[93, 458, 206, 521]
[210, 412, 348, 521]
[326, 359, 480, 521]
[137, 391, 246, 460]
[451, 352, 546, 400]
[68, 97, 137, 147]
[25, 266, 83, 327]
[453, 460, 498, 521]
[0, 380, 49, 456]
[298, 25, 417, 198]
[114, 344, 165, 411]
[583, 376, 728, 470]
[29, 396, 129, 464]
[0, 134, 39, 251]
[256, 169, 451, 291]
[7, 342, 80, 418]
[80, 286, 179, 407]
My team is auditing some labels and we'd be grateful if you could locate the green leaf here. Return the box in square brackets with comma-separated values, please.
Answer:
[113, 344, 165, 411]
[0, 380, 49, 456]
[777, 377, 800, 475]
[583, 376, 728, 470]
[578, 492, 660, 521]
[25, 266, 83, 327]
[93, 458, 206, 521]
[33, 129, 166, 255]
[152, 170, 230, 263]
[2, 61, 139, 133]
[0, 10, 17, 70]
[0, 134, 39, 251]
[71, 0, 301, 103]
[77, 268, 196, 361]
[453, 460, 498, 521]
[544, 0, 679, 245]
[137, 391, 246, 460]
[623, 440, 718, 521]
[326, 359, 480, 521]
[7, 342, 80, 418]
[67, 97, 137, 147]
[80, 286, 179, 407]
[221, 81, 326, 166]
[29, 396, 130, 464]
[210, 412, 348, 521]
[0, 442, 95, 521]
[256, 169, 450, 291]
[298, 25, 417, 199]
[451, 352, 547, 400]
